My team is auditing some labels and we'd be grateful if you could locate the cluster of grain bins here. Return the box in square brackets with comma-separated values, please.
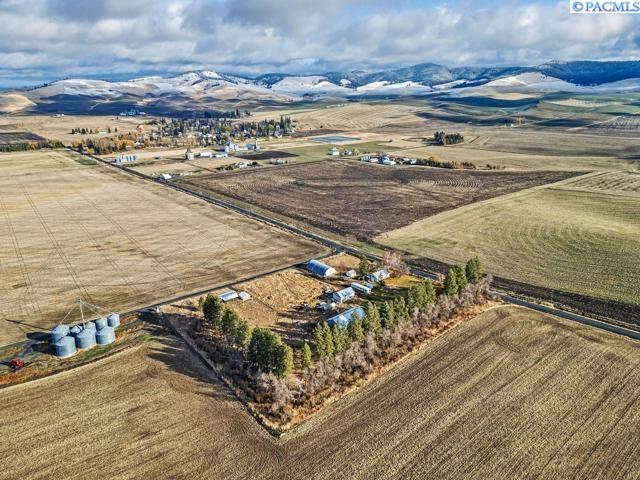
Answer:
[50, 313, 120, 358]
[113, 155, 137, 163]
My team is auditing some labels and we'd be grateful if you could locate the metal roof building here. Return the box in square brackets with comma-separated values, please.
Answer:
[332, 287, 356, 304]
[367, 269, 391, 283]
[219, 291, 239, 302]
[351, 282, 373, 295]
[327, 306, 365, 328]
[306, 259, 337, 278]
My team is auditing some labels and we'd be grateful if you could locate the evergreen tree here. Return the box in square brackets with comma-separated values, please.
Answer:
[465, 257, 482, 283]
[221, 309, 239, 343]
[424, 280, 436, 305]
[331, 325, 348, 354]
[234, 319, 253, 351]
[357, 255, 371, 278]
[202, 295, 225, 329]
[453, 265, 468, 290]
[362, 302, 381, 336]
[313, 322, 327, 358]
[444, 269, 459, 296]
[323, 322, 335, 358]
[301, 342, 312, 369]
[273, 343, 294, 379]
[393, 296, 409, 324]
[380, 302, 397, 330]
[347, 315, 365, 343]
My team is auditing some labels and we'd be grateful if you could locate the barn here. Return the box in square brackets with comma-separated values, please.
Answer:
[306, 259, 336, 278]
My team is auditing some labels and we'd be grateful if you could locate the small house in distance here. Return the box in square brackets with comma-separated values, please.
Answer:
[367, 268, 390, 283]
[306, 259, 336, 278]
[327, 306, 365, 328]
[332, 287, 356, 304]
[329, 147, 340, 156]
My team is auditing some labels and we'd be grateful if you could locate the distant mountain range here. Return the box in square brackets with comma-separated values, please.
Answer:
[2, 60, 640, 114]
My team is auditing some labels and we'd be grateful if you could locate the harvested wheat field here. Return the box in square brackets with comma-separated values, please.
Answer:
[380, 171, 640, 307]
[290, 103, 424, 131]
[0, 150, 326, 344]
[2, 306, 640, 479]
[179, 160, 579, 240]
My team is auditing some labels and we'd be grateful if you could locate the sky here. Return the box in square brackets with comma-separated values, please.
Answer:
[0, 0, 639, 87]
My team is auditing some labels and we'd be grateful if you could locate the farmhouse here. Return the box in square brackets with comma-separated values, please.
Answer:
[332, 287, 356, 304]
[329, 147, 340, 156]
[367, 269, 390, 283]
[159, 173, 172, 181]
[306, 259, 336, 278]
[327, 306, 365, 328]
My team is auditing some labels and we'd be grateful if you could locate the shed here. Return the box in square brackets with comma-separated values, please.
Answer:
[238, 291, 251, 301]
[332, 287, 356, 304]
[327, 306, 366, 328]
[344, 269, 357, 278]
[219, 291, 239, 302]
[351, 282, 372, 295]
[306, 259, 336, 278]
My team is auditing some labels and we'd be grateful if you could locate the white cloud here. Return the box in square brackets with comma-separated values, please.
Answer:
[0, 0, 638, 86]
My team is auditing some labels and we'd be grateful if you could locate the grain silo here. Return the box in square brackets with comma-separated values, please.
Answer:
[107, 313, 120, 328]
[94, 317, 108, 330]
[69, 325, 83, 337]
[96, 326, 116, 345]
[51, 324, 70, 343]
[76, 328, 97, 349]
[54, 336, 77, 358]
[83, 321, 96, 331]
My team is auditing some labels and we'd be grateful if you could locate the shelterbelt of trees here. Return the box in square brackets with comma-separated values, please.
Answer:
[185, 257, 493, 427]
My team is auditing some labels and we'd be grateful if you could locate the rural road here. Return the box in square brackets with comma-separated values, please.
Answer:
[77, 149, 640, 342]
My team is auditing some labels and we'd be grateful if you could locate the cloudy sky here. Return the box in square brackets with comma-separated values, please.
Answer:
[0, 0, 639, 87]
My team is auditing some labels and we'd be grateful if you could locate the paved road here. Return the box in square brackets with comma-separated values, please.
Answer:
[79, 150, 640, 342]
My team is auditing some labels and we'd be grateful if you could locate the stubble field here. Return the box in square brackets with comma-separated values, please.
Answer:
[0, 150, 326, 344]
[2, 306, 639, 479]
[179, 160, 579, 240]
[380, 171, 640, 308]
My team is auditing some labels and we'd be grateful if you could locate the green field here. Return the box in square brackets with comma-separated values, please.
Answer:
[379, 171, 640, 306]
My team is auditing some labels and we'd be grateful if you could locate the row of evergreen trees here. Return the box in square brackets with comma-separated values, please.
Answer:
[200, 295, 293, 378]
[434, 131, 464, 145]
[443, 257, 482, 296]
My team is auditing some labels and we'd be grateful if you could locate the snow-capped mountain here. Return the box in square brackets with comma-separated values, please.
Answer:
[5, 61, 640, 114]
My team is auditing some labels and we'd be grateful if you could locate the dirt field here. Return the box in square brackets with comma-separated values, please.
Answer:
[380, 171, 640, 307]
[179, 160, 579, 240]
[225, 269, 332, 330]
[2, 306, 639, 479]
[0, 150, 326, 344]
[0, 114, 147, 143]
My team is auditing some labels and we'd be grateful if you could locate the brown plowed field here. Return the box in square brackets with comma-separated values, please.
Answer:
[2, 306, 639, 479]
[179, 160, 580, 240]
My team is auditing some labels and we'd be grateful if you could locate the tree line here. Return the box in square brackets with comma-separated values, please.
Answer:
[434, 131, 464, 146]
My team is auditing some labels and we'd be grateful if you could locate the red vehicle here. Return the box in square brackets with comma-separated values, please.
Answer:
[9, 359, 25, 371]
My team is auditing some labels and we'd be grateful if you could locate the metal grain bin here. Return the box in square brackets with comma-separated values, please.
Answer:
[51, 324, 70, 343]
[69, 325, 83, 337]
[54, 336, 77, 358]
[107, 313, 120, 328]
[96, 326, 116, 345]
[94, 317, 108, 330]
[75, 328, 96, 349]
[83, 321, 96, 331]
